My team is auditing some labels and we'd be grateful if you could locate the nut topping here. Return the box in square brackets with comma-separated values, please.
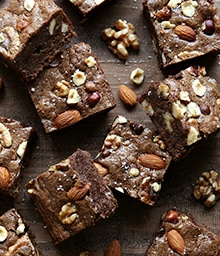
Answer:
[67, 181, 90, 201]
[24, 0, 35, 12]
[104, 239, 121, 256]
[53, 110, 81, 129]
[202, 19, 215, 35]
[156, 7, 172, 22]
[0, 166, 10, 189]
[167, 229, 184, 255]
[165, 210, 179, 223]
[94, 162, 108, 176]
[87, 92, 101, 108]
[16, 18, 29, 31]
[130, 68, 144, 85]
[118, 85, 137, 106]
[138, 154, 165, 170]
[0, 225, 8, 242]
[174, 25, 196, 42]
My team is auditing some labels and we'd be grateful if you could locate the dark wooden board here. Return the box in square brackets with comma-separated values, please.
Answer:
[0, 0, 220, 255]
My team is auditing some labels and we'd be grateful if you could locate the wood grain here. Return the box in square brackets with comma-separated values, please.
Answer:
[0, 0, 220, 255]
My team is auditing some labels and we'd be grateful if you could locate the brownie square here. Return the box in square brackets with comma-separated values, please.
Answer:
[0, 0, 76, 82]
[95, 115, 172, 206]
[143, 0, 220, 68]
[69, 0, 107, 16]
[26, 149, 118, 244]
[145, 209, 220, 255]
[139, 66, 220, 161]
[0, 208, 43, 255]
[0, 116, 35, 197]
[26, 42, 116, 133]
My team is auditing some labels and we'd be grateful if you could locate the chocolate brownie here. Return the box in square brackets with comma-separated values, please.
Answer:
[0, 0, 76, 82]
[0, 208, 43, 255]
[145, 209, 220, 255]
[69, 0, 107, 16]
[0, 116, 35, 197]
[26, 149, 118, 244]
[95, 116, 172, 206]
[143, 0, 220, 68]
[139, 66, 220, 161]
[26, 42, 116, 133]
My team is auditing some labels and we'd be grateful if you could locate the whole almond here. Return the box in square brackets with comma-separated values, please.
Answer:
[0, 166, 10, 189]
[167, 229, 184, 255]
[138, 153, 165, 170]
[94, 162, 108, 176]
[174, 25, 196, 42]
[118, 85, 137, 106]
[67, 182, 90, 201]
[104, 239, 121, 256]
[53, 110, 81, 129]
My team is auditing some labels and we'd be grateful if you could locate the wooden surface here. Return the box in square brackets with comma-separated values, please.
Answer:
[0, 0, 220, 255]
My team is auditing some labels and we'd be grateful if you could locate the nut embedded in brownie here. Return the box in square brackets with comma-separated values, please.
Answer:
[139, 66, 220, 161]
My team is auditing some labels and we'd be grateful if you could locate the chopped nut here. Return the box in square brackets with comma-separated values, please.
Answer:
[167, 0, 181, 8]
[16, 141, 28, 159]
[49, 18, 56, 35]
[156, 7, 172, 22]
[150, 182, 161, 192]
[0, 122, 12, 148]
[94, 162, 108, 176]
[102, 19, 139, 59]
[130, 68, 144, 85]
[24, 0, 35, 12]
[161, 21, 176, 29]
[72, 70, 86, 86]
[16, 18, 29, 31]
[2, 27, 20, 55]
[85, 56, 97, 68]
[59, 202, 78, 224]
[55, 80, 70, 97]
[172, 100, 187, 119]
[157, 83, 170, 98]
[128, 167, 140, 177]
[141, 100, 154, 116]
[187, 102, 201, 118]
[61, 22, 69, 33]
[179, 91, 190, 102]
[187, 125, 200, 146]
[153, 135, 166, 150]
[192, 79, 206, 97]
[193, 170, 220, 207]
[66, 88, 81, 106]
[163, 112, 174, 133]
[181, 0, 198, 17]
[0, 225, 8, 242]
[103, 134, 122, 151]
[16, 218, 25, 235]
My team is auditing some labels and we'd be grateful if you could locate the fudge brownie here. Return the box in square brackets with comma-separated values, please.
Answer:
[143, 0, 220, 68]
[26, 42, 116, 133]
[0, 0, 76, 82]
[0, 208, 43, 255]
[95, 116, 172, 206]
[69, 0, 107, 16]
[145, 209, 220, 255]
[26, 149, 118, 244]
[0, 116, 35, 197]
[139, 66, 220, 161]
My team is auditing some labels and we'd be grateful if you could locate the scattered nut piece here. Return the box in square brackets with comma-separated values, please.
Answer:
[87, 92, 101, 108]
[172, 100, 187, 119]
[118, 85, 137, 106]
[104, 239, 121, 256]
[0, 225, 8, 242]
[167, 0, 181, 8]
[187, 125, 200, 146]
[181, 0, 198, 17]
[130, 68, 144, 85]
[16, 218, 25, 235]
[192, 79, 206, 97]
[202, 19, 215, 35]
[102, 19, 139, 59]
[193, 170, 220, 207]
[165, 209, 179, 223]
[156, 6, 172, 22]
[16, 141, 28, 159]
[55, 80, 70, 97]
[0, 122, 12, 148]
[94, 162, 108, 177]
[66, 88, 81, 106]
[163, 112, 174, 133]
[49, 18, 56, 35]
[128, 167, 140, 177]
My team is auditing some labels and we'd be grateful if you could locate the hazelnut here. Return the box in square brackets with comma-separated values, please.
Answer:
[24, 0, 35, 12]
[165, 209, 179, 223]
[130, 123, 144, 135]
[199, 104, 211, 115]
[130, 68, 144, 85]
[156, 7, 172, 22]
[0, 226, 8, 242]
[72, 70, 86, 86]
[87, 92, 101, 108]
[202, 19, 215, 35]
[16, 18, 29, 31]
